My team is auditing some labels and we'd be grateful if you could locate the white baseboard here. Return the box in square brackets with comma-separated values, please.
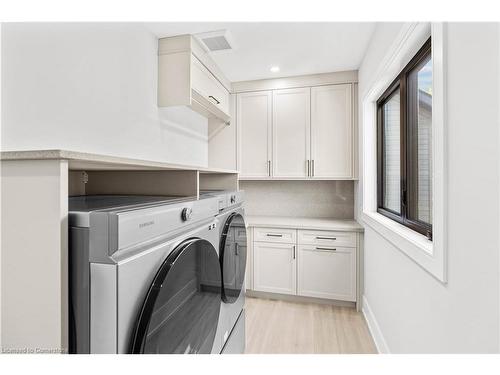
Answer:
[362, 295, 390, 354]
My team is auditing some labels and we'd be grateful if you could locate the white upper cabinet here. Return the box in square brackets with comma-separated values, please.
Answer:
[191, 58, 230, 114]
[272, 88, 311, 178]
[237, 91, 272, 178]
[311, 84, 353, 178]
[236, 82, 355, 180]
[158, 35, 231, 125]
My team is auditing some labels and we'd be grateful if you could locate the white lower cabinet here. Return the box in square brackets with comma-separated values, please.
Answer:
[250, 226, 358, 303]
[297, 245, 356, 301]
[253, 241, 296, 295]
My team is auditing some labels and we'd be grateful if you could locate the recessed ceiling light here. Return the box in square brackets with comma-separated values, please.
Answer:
[270, 66, 280, 73]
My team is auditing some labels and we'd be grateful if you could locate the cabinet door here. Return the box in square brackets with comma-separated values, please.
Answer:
[272, 88, 310, 178]
[192, 57, 230, 114]
[311, 84, 353, 178]
[237, 91, 272, 178]
[253, 242, 296, 295]
[297, 245, 356, 301]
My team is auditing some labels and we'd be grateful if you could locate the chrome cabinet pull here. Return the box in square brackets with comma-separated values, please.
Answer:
[208, 95, 220, 104]
[306, 160, 310, 177]
[266, 233, 283, 237]
[293, 245, 296, 259]
[316, 236, 337, 240]
[267, 160, 271, 177]
[235, 243, 239, 255]
[315, 247, 337, 251]
[312, 159, 315, 177]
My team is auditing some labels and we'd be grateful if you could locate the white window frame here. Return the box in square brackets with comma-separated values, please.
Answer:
[361, 22, 447, 282]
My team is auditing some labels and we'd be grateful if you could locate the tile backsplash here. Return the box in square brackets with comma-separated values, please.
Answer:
[239, 180, 354, 219]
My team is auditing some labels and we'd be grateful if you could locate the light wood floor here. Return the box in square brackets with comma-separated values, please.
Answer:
[244, 297, 377, 354]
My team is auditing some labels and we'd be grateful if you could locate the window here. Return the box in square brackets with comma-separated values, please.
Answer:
[377, 38, 432, 240]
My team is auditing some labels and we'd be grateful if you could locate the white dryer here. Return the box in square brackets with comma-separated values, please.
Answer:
[200, 190, 247, 354]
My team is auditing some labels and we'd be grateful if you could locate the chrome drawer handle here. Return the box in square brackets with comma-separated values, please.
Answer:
[208, 95, 220, 104]
[266, 233, 283, 237]
[316, 247, 336, 251]
[316, 236, 337, 240]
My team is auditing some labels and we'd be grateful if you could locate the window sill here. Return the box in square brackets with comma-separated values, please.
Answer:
[361, 211, 445, 282]
[363, 211, 432, 252]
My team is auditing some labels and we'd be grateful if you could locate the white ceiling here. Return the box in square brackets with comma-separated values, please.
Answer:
[145, 22, 376, 82]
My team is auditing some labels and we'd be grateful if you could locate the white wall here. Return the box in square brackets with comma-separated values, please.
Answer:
[359, 23, 500, 353]
[1, 23, 208, 167]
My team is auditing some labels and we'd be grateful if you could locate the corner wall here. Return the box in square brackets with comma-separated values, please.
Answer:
[358, 23, 500, 353]
[1, 23, 208, 167]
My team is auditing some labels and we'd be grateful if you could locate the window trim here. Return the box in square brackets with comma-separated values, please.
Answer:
[376, 37, 433, 240]
[360, 22, 447, 283]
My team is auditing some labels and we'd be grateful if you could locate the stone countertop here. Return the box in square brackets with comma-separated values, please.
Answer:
[246, 215, 364, 232]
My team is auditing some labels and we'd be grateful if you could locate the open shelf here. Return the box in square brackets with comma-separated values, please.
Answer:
[1, 149, 239, 198]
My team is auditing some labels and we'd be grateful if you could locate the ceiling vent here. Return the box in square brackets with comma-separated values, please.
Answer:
[195, 30, 235, 53]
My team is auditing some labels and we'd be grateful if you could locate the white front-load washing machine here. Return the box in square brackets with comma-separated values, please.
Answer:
[68, 195, 225, 354]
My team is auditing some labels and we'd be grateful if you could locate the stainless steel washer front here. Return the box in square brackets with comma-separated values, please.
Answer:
[69, 195, 222, 354]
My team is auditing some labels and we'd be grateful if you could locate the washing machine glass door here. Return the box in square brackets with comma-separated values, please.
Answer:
[220, 213, 247, 303]
[131, 238, 222, 354]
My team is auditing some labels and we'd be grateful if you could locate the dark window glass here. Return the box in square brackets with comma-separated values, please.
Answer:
[408, 55, 433, 225]
[382, 91, 401, 213]
[220, 214, 247, 304]
[377, 38, 433, 239]
[131, 238, 222, 354]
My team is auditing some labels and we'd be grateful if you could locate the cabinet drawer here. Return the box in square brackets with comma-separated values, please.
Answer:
[298, 245, 356, 301]
[254, 227, 296, 244]
[298, 230, 356, 247]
